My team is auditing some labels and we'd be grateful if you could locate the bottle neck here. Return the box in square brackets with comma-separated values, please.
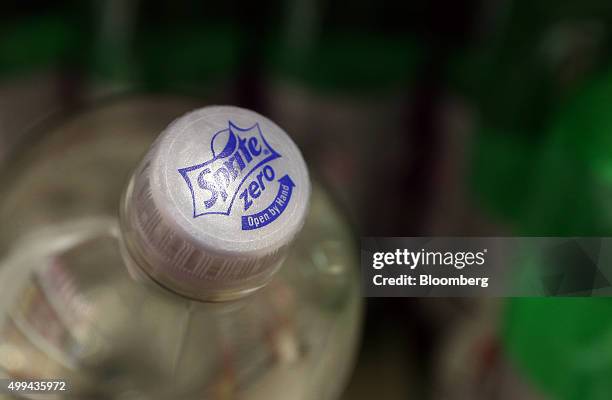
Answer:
[118, 176, 285, 302]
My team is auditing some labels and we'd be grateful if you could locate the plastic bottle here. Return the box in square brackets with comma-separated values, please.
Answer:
[0, 98, 361, 399]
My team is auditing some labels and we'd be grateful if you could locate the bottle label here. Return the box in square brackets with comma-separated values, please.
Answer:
[178, 121, 295, 230]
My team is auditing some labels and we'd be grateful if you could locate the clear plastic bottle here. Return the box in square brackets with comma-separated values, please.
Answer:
[0, 97, 361, 399]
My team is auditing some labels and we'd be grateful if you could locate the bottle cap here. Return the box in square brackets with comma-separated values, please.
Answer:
[121, 106, 310, 301]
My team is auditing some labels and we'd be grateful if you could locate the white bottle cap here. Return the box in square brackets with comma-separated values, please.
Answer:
[120, 106, 310, 301]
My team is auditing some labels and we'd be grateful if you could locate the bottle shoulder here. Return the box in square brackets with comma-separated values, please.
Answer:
[0, 205, 361, 398]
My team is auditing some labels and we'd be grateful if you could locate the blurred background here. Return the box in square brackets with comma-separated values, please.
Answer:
[2, 0, 612, 399]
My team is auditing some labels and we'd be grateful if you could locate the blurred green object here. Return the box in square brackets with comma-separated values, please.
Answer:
[268, 31, 421, 95]
[504, 298, 612, 400]
[0, 14, 77, 78]
[451, 47, 556, 133]
[469, 127, 539, 227]
[459, 0, 612, 227]
[138, 24, 242, 93]
[452, 0, 612, 132]
[503, 69, 612, 400]
[522, 69, 612, 236]
[74, 0, 143, 98]
[86, 0, 243, 97]
[459, 3, 612, 397]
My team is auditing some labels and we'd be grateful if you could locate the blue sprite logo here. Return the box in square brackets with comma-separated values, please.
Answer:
[178, 121, 296, 230]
